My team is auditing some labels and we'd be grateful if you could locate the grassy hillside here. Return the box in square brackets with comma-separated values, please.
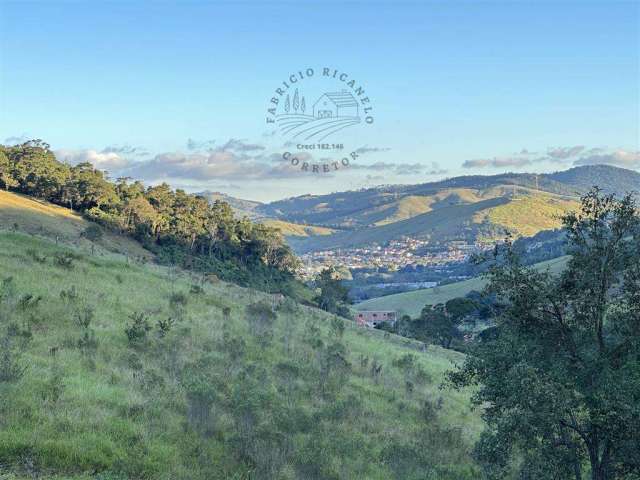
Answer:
[258, 172, 577, 227]
[357, 256, 569, 317]
[260, 165, 640, 228]
[261, 165, 639, 253]
[479, 193, 580, 238]
[0, 231, 482, 480]
[260, 219, 335, 238]
[289, 190, 579, 253]
[0, 190, 152, 261]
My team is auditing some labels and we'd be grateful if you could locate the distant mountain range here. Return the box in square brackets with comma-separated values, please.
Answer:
[201, 165, 640, 253]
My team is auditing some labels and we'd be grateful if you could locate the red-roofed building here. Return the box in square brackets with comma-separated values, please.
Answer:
[354, 311, 397, 328]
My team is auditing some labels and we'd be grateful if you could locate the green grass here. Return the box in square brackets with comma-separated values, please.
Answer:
[0, 231, 482, 479]
[260, 219, 335, 237]
[0, 190, 152, 261]
[357, 256, 570, 317]
[480, 193, 579, 238]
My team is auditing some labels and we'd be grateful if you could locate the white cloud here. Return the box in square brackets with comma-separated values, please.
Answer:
[462, 146, 638, 170]
[462, 156, 534, 169]
[55, 148, 130, 171]
[574, 149, 640, 169]
[124, 150, 300, 181]
[547, 145, 585, 160]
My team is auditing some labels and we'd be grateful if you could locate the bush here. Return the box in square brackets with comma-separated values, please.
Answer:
[0, 336, 26, 383]
[156, 317, 174, 338]
[245, 301, 277, 338]
[26, 248, 47, 263]
[74, 305, 94, 329]
[60, 285, 79, 303]
[125, 312, 151, 345]
[169, 292, 188, 309]
[17, 293, 42, 312]
[330, 316, 345, 338]
[82, 224, 104, 241]
[53, 252, 74, 270]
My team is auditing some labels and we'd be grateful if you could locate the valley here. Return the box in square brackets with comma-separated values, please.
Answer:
[247, 165, 639, 300]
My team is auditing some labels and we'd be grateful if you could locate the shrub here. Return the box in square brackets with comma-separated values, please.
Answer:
[0, 336, 26, 383]
[53, 252, 74, 270]
[169, 292, 188, 309]
[82, 224, 104, 242]
[330, 316, 345, 338]
[0, 276, 16, 303]
[60, 285, 79, 303]
[7, 321, 33, 344]
[74, 305, 94, 329]
[245, 301, 277, 338]
[77, 329, 98, 352]
[17, 293, 42, 312]
[26, 248, 47, 264]
[125, 312, 151, 345]
[392, 353, 417, 372]
[42, 366, 64, 403]
[156, 317, 174, 338]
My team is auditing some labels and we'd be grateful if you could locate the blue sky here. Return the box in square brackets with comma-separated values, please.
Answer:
[0, 0, 638, 201]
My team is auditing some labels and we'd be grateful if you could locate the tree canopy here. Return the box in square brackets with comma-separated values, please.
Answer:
[0, 140, 300, 292]
[449, 188, 640, 480]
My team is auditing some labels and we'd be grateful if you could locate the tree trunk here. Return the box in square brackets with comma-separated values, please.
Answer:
[573, 447, 583, 480]
[589, 440, 610, 480]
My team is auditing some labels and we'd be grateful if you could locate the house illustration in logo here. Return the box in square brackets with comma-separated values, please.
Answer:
[313, 91, 359, 119]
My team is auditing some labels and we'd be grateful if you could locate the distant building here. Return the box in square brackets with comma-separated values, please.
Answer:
[355, 311, 397, 328]
[313, 91, 359, 118]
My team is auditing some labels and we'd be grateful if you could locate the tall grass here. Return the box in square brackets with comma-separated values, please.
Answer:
[0, 232, 481, 480]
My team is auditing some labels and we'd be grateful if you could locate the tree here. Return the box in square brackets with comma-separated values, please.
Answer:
[314, 267, 351, 317]
[1, 139, 302, 297]
[445, 297, 477, 321]
[82, 224, 103, 242]
[420, 303, 463, 348]
[0, 151, 18, 191]
[448, 188, 640, 480]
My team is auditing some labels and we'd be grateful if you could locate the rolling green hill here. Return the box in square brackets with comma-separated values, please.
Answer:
[289, 191, 579, 253]
[356, 256, 570, 317]
[260, 219, 335, 237]
[0, 229, 482, 480]
[258, 165, 639, 253]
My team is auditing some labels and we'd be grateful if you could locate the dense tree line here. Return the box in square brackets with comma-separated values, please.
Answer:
[0, 140, 300, 291]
